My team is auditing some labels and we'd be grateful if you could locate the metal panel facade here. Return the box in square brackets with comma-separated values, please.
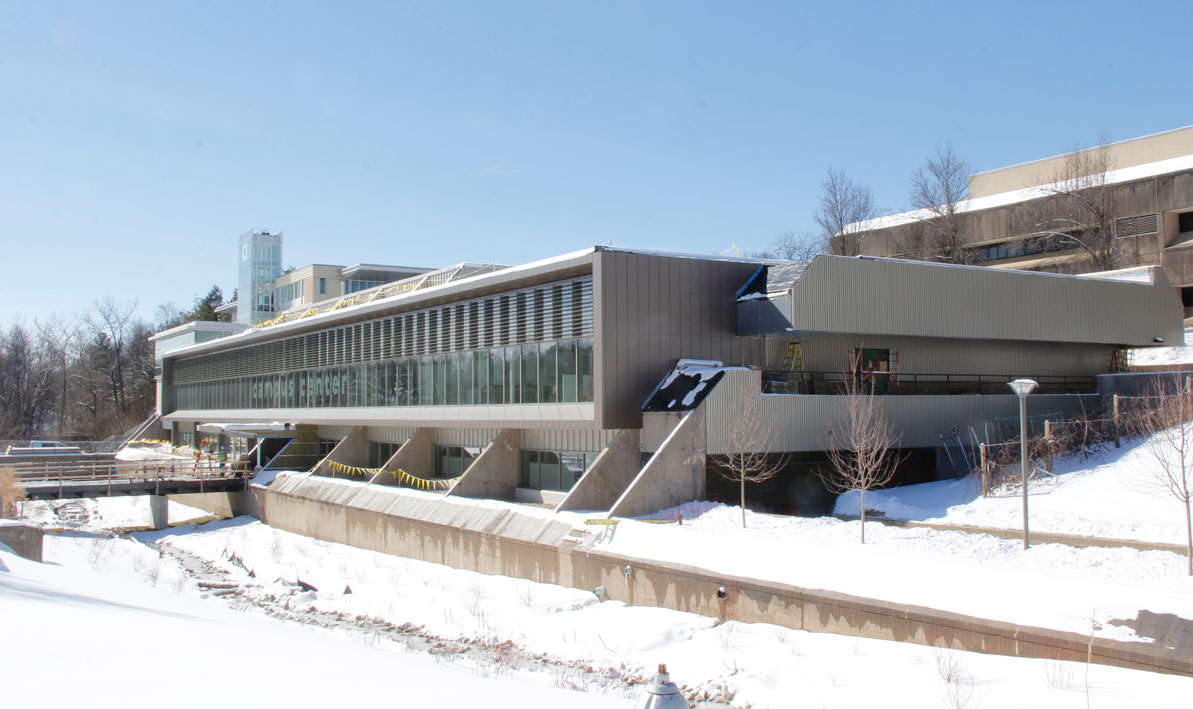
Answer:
[785, 256, 1183, 346]
[594, 250, 764, 430]
[765, 334, 1113, 377]
[704, 369, 1098, 454]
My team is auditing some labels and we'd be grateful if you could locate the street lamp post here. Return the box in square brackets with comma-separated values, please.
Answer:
[1008, 379, 1038, 550]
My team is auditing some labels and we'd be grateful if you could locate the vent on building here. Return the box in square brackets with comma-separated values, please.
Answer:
[1115, 213, 1159, 238]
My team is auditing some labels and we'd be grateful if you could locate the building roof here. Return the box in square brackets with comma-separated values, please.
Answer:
[854, 128, 1193, 234]
[148, 320, 247, 342]
[735, 262, 812, 301]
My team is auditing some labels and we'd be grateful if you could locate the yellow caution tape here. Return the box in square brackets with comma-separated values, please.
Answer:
[326, 460, 459, 491]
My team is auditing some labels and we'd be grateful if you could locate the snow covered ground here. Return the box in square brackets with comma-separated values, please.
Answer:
[833, 433, 1189, 546]
[1131, 327, 1193, 367]
[6, 510, 1193, 708]
[6, 429, 1193, 707]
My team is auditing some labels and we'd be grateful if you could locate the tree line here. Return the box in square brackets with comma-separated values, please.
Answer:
[0, 286, 227, 441]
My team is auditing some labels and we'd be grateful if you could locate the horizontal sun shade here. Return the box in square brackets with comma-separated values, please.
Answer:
[172, 277, 593, 385]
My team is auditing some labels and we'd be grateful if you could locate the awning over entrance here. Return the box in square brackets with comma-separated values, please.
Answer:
[196, 422, 293, 434]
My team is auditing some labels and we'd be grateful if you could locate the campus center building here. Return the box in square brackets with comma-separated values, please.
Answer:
[155, 246, 1184, 516]
[845, 125, 1193, 314]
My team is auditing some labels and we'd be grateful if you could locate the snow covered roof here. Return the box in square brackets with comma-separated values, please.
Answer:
[853, 152, 1193, 233]
[642, 359, 745, 412]
[735, 261, 812, 302]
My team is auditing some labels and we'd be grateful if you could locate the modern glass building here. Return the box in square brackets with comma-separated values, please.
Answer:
[236, 230, 283, 326]
[158, 246, 1185, 516]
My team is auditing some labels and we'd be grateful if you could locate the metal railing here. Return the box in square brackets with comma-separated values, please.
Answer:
[9, 456, 249, 497]
[762, 370, 1097, 396]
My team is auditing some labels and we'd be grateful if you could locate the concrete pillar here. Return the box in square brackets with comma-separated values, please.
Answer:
[608, 409, 706, 519]
[311, 426, 369, 478]
[556, 429, 641, 513]
[447, 429, 520, 501]
[148, 495, 169, 530]
[377, 428, 434, 484]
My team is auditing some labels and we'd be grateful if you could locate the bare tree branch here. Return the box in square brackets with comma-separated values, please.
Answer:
[905, 142, 972, 263]
[815, 167, 877, 257]
[1032, 138, 1118, 271]
[1127, 375, 1193, 576]
[819, 359, 902, 543]
[711, 388, 789, 528]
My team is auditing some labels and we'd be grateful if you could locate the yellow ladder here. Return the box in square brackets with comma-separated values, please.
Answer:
[782, 342, 804, 372]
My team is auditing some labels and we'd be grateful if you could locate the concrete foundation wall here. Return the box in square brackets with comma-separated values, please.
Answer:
[608, 410, 705, 518]
[0, 522, 42, 562]
[448, 429, 519, 501]
[248, 477, 1193, 678]
[383, 428, 433, 477]
[170, 490, 260, 519]
[313, 426, 369, 476]
[557, 429, 641, 512]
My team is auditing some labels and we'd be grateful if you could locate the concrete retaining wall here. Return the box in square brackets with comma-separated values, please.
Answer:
[171, 490, 260, 520]
[608, 410, 705, 518]
[557, 429, 640, 512]
[0, 522, 42, 562]
[448, 429, 518, 501]
[248, 475, 1193, 678]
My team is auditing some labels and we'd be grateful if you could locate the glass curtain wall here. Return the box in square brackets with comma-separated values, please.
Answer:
[172, 277, 595, 411]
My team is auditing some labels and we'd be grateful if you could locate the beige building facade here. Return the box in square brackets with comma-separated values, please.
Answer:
[849, 126, 1193, 312]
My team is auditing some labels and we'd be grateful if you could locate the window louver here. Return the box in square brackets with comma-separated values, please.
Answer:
[1116, 213, 1159, 238]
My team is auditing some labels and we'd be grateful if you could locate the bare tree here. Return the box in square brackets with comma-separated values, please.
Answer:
[906, 142, 972, 263]
[765, 231, 825, 262]
[36, 315, 81, 439]
[1032, 138, 1118, 271]
[712, 391, 788, 528]
[815, 167, 877, 257]
[0, 323, 56, 438]
[1128, 376, 1193, 576]
[85, 297, 138, 417]
[819, 366, 902, 543]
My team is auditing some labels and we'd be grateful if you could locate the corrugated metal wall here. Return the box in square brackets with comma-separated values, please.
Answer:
[520, 428, 619, 452]
[317, 425, 356, 440]
[765, 334, 1112, 376]
[366, 426, 420, 443]
[785, 256, 1183, 347]
[704, 369, 1097, 454]
[433, 428, 503, 447]
[595, 251, 765, 430]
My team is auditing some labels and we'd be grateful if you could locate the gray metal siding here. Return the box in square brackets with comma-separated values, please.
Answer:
[765, 334, 1114, 377]
[367, 426, 420, 443]
[433, 428, 502, 447]
[704, 369, 1098, 454]
[520, 428, 619, 452]
[786, 256, 1183, 347]
[595, 251, 764, 430]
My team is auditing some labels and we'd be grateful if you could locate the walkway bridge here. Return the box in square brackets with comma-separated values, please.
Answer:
[4, 453, 250, 529]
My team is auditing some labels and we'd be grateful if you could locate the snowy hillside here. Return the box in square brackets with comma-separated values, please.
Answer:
[833, 430, 1189, 545]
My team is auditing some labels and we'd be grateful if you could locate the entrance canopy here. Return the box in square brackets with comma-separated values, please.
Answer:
[196, 422, 293, 435]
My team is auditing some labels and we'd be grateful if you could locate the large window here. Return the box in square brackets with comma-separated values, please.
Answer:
[433, 445, 480, 477]
[171, 278, 594, 411]
[518, 450, 595, 492]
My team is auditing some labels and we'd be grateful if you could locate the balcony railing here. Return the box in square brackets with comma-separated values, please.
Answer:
[762, 370, 1097, 396]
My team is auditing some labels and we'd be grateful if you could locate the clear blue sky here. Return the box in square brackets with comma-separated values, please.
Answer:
[3, 0, 1191, 326]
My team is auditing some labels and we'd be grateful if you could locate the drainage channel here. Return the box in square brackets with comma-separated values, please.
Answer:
[142, 538, 742, 707]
